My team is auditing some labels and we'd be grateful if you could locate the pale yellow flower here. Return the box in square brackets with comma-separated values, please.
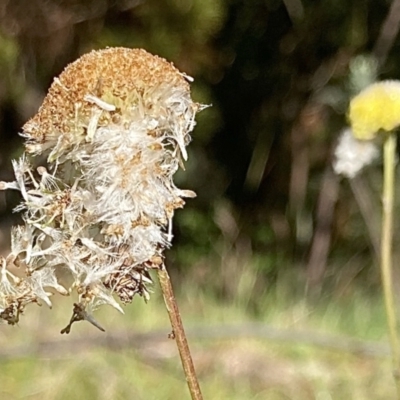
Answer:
[349, 80, 400, 140]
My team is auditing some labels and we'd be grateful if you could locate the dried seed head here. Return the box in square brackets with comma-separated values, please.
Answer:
[23, 47, 191, 155]
[333, 128, 379, 178]
[1, 47, 205, 332]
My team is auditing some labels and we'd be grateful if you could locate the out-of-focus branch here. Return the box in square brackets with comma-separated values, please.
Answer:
[306, 166, 339, 290]
[0, 323, 390, 360]
[349, 176, 381, 261]
[373, 0, 400, 67]
[282, 0, 304, 23]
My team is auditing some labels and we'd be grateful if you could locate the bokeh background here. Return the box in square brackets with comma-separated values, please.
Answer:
[0, 0, 399, 399]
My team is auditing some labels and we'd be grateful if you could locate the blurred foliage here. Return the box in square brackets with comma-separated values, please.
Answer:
[0, 277, 394, 399]
[0, 0, 398, 298]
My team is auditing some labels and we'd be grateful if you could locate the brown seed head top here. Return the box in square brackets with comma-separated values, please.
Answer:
[23, 47, 190, 154]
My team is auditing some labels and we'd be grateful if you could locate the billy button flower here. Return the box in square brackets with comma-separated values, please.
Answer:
[348, 80, 400, 398]
[333, 82, 400, 178]
[349, 80, 400, 140]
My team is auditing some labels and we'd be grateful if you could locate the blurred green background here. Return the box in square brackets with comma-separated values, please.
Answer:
[0, 0, 399, 399]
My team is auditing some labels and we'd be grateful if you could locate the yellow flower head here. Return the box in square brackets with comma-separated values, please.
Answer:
[349, 80, 400, 140]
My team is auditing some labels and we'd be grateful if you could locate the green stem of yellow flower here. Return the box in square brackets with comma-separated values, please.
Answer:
[157, 266, 203, 400]
[382, 132, 400, 397]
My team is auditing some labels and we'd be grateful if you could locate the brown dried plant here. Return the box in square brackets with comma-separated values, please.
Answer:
[0, 47, 204, 399]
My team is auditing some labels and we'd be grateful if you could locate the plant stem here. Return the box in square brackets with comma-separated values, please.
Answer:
[157, 266, 203, 400]
[381, 132, 400, 397]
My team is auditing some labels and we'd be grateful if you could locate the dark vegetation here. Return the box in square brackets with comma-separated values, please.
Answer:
[0, 0, 397, 309]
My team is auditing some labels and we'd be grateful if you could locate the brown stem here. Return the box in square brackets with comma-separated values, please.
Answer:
[157, 266, 203, 400]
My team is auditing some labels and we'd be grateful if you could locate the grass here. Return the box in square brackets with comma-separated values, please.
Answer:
[0, 269, 395, 400]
